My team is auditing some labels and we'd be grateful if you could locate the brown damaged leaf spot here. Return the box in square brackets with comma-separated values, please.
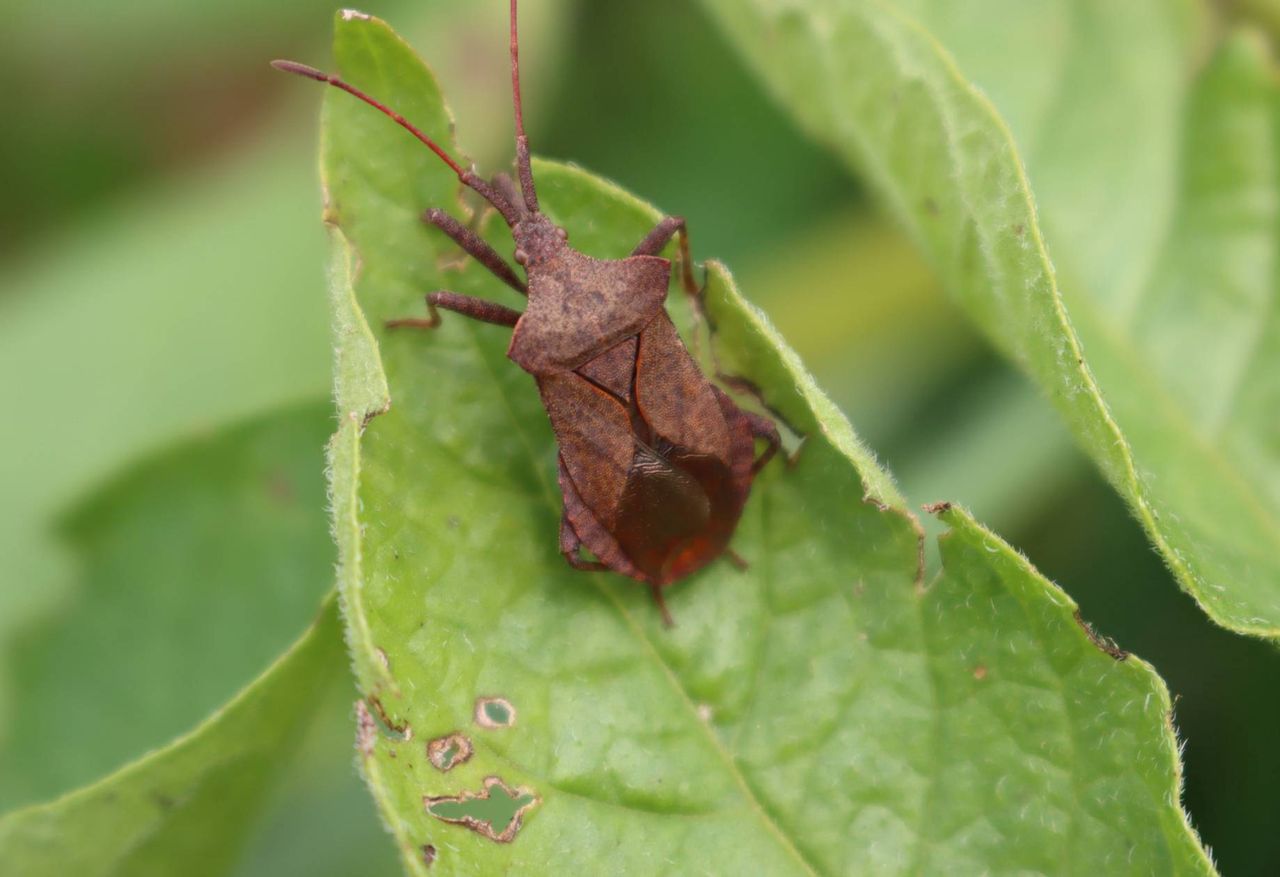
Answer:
[355, 699, 377, 758]
[352, 402, 391, 433]
[858, 494, 927, 591]
[1074, 610, 1130, 661]
[424, 776, 539, 844]
[474, 696, 516, 729]
[427, 732, 474, 772]
[367, 694, 414, 741]
[972, 664, 988, 681]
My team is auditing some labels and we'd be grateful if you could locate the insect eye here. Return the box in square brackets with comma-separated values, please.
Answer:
[514, 249, 528, 265]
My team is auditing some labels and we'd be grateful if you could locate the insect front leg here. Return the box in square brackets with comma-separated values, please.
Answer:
[385, 292, 521, 331]
[631, 215, 698, 297]
[422, 208, 527, 295]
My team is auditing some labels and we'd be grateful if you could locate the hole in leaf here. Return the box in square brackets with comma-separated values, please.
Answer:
[474, 696, 516, 729]
[424, 776, 538, 843]
[427, 732, 473, 772]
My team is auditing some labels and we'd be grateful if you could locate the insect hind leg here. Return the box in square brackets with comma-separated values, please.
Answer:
[742, 409, 782, 473]
[632, 215, 699, 298]
[559, 515, 607, 572]
[649, 583, 675, 628]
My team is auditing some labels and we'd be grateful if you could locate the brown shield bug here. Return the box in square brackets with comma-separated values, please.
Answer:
[274, 0, 780, 624]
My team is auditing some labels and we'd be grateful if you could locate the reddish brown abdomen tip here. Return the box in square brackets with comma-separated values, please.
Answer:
[271, 59, 328, 81]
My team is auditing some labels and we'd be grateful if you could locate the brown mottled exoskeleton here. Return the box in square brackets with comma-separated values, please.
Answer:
[274, 0, 779, 624]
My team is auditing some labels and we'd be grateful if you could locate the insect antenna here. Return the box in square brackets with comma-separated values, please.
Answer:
[270, 59, 521, 226]
[509, 0, 539, 214]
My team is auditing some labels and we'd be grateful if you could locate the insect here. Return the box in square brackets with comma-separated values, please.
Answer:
[274, 0, 779, 624]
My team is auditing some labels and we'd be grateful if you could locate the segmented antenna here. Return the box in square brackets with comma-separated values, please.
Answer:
[271, 59, 520, 225]
[509, 0, 539, 214]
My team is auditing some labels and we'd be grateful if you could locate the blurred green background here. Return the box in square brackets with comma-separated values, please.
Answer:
[0, 1, 1276, 874]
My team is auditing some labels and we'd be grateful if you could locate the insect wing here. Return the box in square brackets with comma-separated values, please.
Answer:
[633, 312, 732, 461]
[536, 371, 634, 529]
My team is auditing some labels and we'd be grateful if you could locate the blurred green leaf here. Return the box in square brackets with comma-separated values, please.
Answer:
[0, 138, 332, 698]
[701, 1, 1280, 639]
[231, 675, 401, 877]
[0, 593, 343, 877]
[322, 15, 1212, 873]
[743, 213, 1085, 570]
[1231, 0, 1280, 43]
[0, 404, 361, 874]
[0, 140, 331, 534]
[744, 213, 975, 446]
[0, 403, 334, 809]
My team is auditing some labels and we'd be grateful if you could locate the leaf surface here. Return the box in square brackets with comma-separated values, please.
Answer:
[0, 405, 336, 810]
[0, 406, 353, 875]
[0, 594, 343, 877]
[698, 0, 1280, 637]
[322, 14, 1213, 875]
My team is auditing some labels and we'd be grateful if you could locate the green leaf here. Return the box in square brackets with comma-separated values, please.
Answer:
[0, 593, 343, 877]
[322, 14, 1212, 874]
[0, 404, 336, 810]
[0, 138, 332, 704]
[0, 405, 360, 875]
[230, 656, 402, 877]
[696, 1, 1280, 638]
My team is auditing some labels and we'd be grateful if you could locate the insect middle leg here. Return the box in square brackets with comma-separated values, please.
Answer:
[422, 208, 527, 295]
[386, 291, 521, 330]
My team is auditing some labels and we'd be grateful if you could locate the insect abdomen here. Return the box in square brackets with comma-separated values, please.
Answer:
[613, 446, 741, 584]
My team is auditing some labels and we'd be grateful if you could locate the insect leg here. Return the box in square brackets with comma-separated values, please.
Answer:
[558, 456, 673, 626]
[631, 215, 698, 297]
[385, 292, 521, 331]
[649, 583, 675, 628]
[422, 208, 527, 295]
[559, 515, 608, 572]
[556, 457, 645, 580]
[742, 410, 782, 473]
